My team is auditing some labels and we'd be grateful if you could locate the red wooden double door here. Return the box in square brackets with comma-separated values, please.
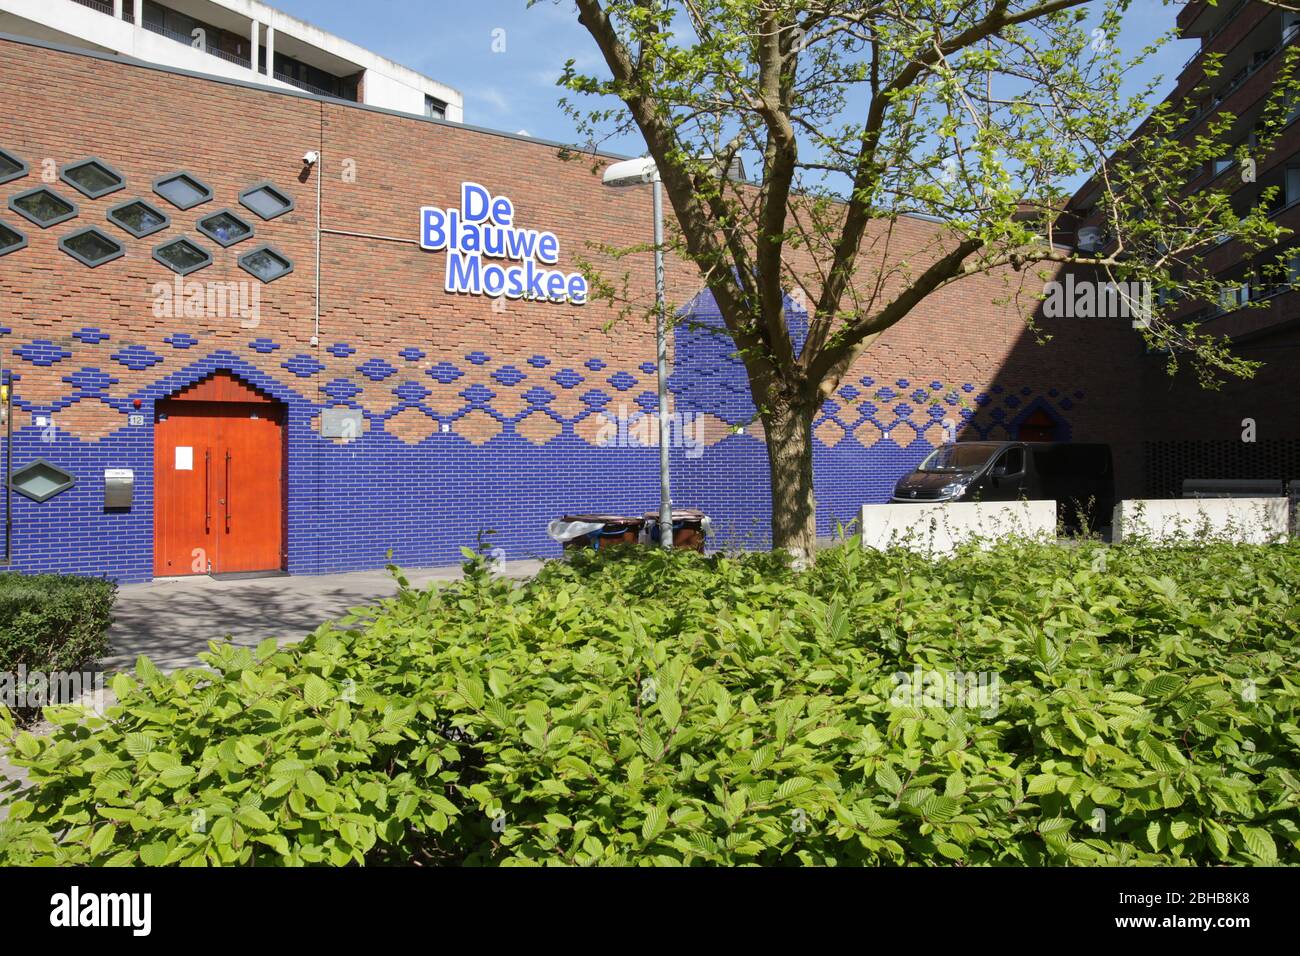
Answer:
[153, 373, 286, 577]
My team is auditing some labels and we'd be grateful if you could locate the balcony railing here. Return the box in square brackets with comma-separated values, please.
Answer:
[273, 70, 340, 99]
[142, 20, 251, 69]
[70, 0, 134, 22]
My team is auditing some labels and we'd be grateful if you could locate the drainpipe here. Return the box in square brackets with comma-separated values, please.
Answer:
[313, 149, 321, 346]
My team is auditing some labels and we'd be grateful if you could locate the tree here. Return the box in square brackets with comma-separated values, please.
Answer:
[551, 0, 1298, 558]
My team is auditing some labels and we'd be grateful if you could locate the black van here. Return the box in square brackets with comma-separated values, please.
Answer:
[891, 441, 1114, 532]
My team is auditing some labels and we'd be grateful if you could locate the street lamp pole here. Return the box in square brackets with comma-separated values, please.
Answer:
[651, 175, 672, 551]
[604, 156, 672, 550]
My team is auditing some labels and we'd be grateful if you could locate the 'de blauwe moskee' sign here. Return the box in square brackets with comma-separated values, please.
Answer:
[420, 182, 589, 306]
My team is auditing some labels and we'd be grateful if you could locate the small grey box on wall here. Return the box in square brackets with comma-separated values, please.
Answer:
[320, 408, 364, 440]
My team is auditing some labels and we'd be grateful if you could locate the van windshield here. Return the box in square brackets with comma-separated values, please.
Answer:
[918, 443, 1001, 473]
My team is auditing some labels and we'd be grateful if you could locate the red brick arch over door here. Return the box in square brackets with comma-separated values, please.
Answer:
[153, 371, 287, 577]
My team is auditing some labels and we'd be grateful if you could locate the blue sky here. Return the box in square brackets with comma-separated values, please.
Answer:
[272, 0, 1200, 153]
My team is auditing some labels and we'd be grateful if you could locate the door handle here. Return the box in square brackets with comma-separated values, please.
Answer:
[204, 449, 211, 534]
[225, 450, 232, 533]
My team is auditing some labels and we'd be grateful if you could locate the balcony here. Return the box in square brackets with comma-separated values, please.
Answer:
[142, 19, 251, 69]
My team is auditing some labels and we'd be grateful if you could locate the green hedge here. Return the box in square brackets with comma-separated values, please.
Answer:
[0, 572, 116, 676]
[1, 540, 1297, 866]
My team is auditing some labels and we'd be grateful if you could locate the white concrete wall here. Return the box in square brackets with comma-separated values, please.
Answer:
[1112, 498, 1290, 544]
[861, 501, 1056, 555]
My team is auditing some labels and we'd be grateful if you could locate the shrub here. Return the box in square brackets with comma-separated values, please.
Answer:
[0, 572, 115, 676]
[1, 540, 1297, 866]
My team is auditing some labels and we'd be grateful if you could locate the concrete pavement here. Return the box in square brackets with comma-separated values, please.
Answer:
[101, 559, 545, 673]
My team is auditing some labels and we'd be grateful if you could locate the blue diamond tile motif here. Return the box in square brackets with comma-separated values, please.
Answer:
[322, 379, 362, 402]
[896, 378, 909, 388]
[944, 392, 959, 406]
[357, 358, 396, 382]
[859, 401, 876, 417]
[461, 383, 496, 405]
[859, 375, 875, 387]
[164, 333, 199, 349]
[1059, 397, 1075, 411]
[282, 354, 324, 378]
[1005, 395, 1021, 409]
[492, 365, 527, 387]
[427, 362, 464, 385]
[328, 343, 355, 358]
[877, 386, 896, 401]
[928, 405, 947, 420]
[838, 385, 860, 401]
[991, 384, 1005, 394]
[635, 391, 659, 411]
[1048, 388, 1060, 398]
[393, 381, 430, 403]
[63, 367, 119, 393]
[249, 338, 280, 354]
[552, 368, 583, 389]
[581, 389, 611, 409]
[911, 389, 928, 403]
[894, 403, 913, 418]
[822, 399, 841, 417]
[962, 383, 975, 393]
[975, 392, 991, 406]
[399, 347, 426, 362]
[523, 386, 555, 406]
[990, 408, 1006, 421]
[527, 354, 551, 369]
[585, 358, 606, 372]
[14, 340, 72, 366]
[1021, 386, 1032, 395]
[930, 381, 943, 390]
[607, 371, 636, 391]
[465, 351, 491, 366]
[112, 344, 163, 371]
[639, 361, 656, 375]
[72, 328, 110, 344]
[0, 327, 9, 336]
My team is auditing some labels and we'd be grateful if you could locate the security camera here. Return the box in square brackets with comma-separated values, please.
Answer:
[302, 151, 320, 165]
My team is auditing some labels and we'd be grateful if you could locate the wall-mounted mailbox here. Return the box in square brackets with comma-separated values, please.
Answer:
[104, 468, 133, 509]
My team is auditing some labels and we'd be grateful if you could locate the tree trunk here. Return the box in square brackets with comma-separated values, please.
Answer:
[764, 401, 818, 563]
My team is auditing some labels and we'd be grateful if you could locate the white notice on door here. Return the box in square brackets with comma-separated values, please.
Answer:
[175, 446, 194, 471]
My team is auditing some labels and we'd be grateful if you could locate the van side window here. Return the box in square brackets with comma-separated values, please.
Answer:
[994, 447, 1024, 476]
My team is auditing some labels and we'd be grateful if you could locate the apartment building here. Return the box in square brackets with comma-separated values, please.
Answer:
[1062, 0, 1300, 495]
[0, 0, 463, 119]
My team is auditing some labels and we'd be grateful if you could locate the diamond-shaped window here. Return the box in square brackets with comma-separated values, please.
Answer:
[238, 182, 294, 220]
[10, 459, 76, 503]
[0, 219, 27, 257]
[238, 244, 293, 283]
[106, 198, 169, 238]
[196, 208, 253, 247]
[0, 147, 28, 186]
[153, 171, 212, 210]
[60, 157, 125, 199]
[59, 227, 124, 268]
[8, 187, 78, 228]
[153, 236, 212, 276]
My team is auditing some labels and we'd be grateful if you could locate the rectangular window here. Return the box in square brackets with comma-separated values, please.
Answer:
[425, 95, 447, 120]
[1286, 166, 1300, 207]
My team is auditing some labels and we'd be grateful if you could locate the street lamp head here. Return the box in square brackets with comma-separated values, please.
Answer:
[602, 156, 658, 188]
